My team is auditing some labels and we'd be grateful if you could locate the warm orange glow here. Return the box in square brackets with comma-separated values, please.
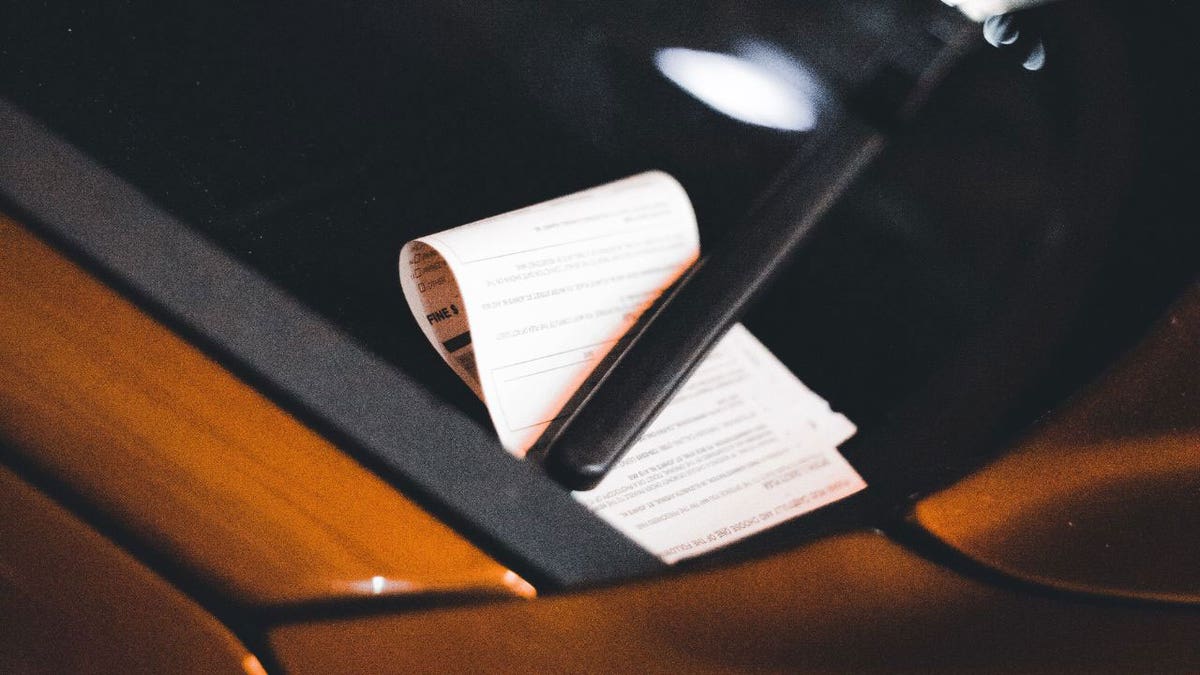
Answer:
[0, 216, 521, 606]
[501, 570, 538, 599]
[269, 530, 1200, 672]
[0, 465, 254, 671]
[916, 284, 1200, 603]
[242, 654, 269, 675]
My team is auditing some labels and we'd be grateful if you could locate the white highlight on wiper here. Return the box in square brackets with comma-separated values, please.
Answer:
[654, 45, 818, 132]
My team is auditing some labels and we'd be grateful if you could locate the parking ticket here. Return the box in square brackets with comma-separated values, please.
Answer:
[400, 172, 864, 562]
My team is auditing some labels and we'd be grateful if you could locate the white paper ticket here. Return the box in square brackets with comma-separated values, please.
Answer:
[400, 171, 865, 563]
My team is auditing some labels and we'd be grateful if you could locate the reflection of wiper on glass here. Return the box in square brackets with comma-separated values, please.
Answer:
[537, 25, 977, 490]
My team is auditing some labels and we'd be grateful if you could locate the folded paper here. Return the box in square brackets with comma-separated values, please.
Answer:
[400, 172, 864, 563]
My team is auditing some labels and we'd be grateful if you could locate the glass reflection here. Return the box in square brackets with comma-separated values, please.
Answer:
[349, 575, 416, 595]
[654, 42, 824, 132]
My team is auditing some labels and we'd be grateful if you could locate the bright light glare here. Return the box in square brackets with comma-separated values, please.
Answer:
[655, 47, 818, 131]
[502, 569, 538, 599]
[348, 575, 417, 595]
[242, 655, 269, 675]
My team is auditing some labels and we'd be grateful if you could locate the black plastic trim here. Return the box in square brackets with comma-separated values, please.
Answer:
[0, 98, 663, 591]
